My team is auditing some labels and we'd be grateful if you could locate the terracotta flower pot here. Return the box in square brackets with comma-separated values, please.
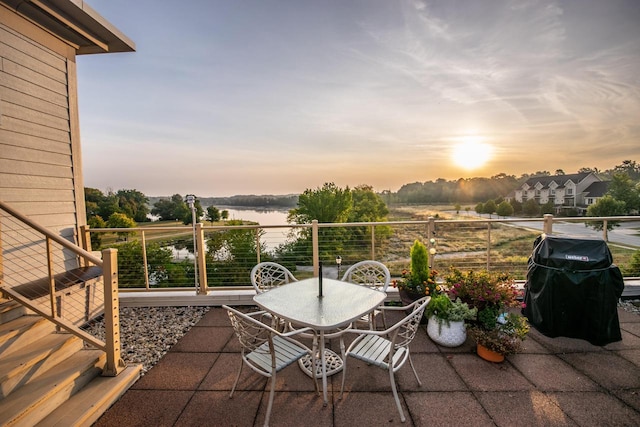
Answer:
[476, 343, 504, 363]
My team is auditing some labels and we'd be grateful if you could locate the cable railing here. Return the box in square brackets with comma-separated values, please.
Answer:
[0, 200, 124, 376]
[85, 214, 640, 294]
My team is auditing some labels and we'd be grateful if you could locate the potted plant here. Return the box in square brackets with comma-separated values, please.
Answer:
[393, 240, 439, 303]
[425, 293, 477, 347]
[468, 312, 530, 362]
[444, 267, 529, 361]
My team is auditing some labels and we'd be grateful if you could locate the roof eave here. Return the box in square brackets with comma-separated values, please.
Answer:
[1, 0, 135, 54]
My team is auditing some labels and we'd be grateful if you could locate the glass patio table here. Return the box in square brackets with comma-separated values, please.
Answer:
[253, 277, 387, 405]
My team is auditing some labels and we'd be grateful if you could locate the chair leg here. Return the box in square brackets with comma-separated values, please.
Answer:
[310, 349, 319, 394]
[264, 371, 277, 427]
[230, 359, 244, 398]
[338, 336, 348, 399]
[389, 368, 406, 423]
[407, 353, 422, 386]
[339, 354, 347, 399]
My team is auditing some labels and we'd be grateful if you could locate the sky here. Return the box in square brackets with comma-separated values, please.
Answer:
[77, 0, 640, 197]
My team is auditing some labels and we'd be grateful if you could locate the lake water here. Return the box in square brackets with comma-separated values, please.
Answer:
[221, 207, 290, 225]
[171, 207, 291, 260]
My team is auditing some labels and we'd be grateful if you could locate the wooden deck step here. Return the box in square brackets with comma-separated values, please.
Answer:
[0, 301, 30, 324]
[0, 316, 55, 356]
[35, 365, 142, 427]
[0, 333, 83, 398]
[0, 349, 105, 427]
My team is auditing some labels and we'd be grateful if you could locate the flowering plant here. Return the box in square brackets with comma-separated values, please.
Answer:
[444, 267, 528, 356]
[468, 313, 529, 355]
[444, 268, 520, 311]
[393, 267, 440, 297]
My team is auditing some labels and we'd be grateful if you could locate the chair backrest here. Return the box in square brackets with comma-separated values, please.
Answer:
[225, 305, 273, 356]
[391, 296, 430, 349]
[341, 260, 391, 292]
[250, 262, 297, 293]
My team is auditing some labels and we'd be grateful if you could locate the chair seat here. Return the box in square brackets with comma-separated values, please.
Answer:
[246, 335, 309, 373]
[348, 334, 407, 370]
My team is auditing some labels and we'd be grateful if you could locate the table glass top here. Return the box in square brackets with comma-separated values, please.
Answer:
[253, 277, 387, 330]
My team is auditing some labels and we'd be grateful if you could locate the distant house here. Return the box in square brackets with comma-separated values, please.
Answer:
[513, 172, 609, 214]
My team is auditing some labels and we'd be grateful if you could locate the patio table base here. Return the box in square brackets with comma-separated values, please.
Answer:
[298, 349, 343, 379]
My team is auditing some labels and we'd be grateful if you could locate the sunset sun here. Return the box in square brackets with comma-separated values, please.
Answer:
[451, 137, 493, 170]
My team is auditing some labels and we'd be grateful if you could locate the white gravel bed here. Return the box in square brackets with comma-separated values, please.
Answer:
[619, 299, 640, 315]
[84, 306, 210, 375]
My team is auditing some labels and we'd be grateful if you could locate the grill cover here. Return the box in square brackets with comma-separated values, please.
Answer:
[523, 235, 624, 345]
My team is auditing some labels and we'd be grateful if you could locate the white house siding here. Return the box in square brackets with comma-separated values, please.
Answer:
[0, 9, 84, 285]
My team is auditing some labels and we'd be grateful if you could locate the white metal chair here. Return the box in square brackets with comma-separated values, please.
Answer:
[339, 296, 430, 423]
[341, 260, 391, 329]
[224, 305, 319, 427]
[250, 262, 298, 294]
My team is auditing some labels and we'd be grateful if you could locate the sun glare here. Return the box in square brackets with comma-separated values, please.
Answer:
[451, 137, 493, 170]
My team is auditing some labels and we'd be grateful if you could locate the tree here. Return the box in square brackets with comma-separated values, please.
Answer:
[510, 199, 523, 215]
[555, 169, 565, 175]
[454, 203, 461, 214]
[585, 195, 626, 232]
[483, 200, 497, 218]
[85, 187, 149, 223]
[475, 202, 484, 215]
[607, 172, 640, 213]
[151, 194, 190, 222]
[627, 250, 640, 276]
[288, 182, 352, 224]
[540, 201, 555, 215]
[207, 206, 221, 223]
[116, 241, 176, 287]
[116, 189, 150, 222]
[221, 210, 229, 220]
[183, 197, 204, 225]
[613, 160, 640, 181]
[578, 167, 600, 174]
[522, 199, 540, 217]
[87, 215, 106, 249]
[348, 185, 388, 223]
[496, 201, 514, 217]
[107, 212, 137, 240]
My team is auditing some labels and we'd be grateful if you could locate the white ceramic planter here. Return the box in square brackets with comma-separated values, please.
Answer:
[427, 315, 467, 347]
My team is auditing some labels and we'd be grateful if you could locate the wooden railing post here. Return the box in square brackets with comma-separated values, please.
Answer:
[102, 248, 126, 377]
[256, 228, 261, 265]
[603, 221, 609, 242]
[486, 222, 492, 270]
[195, 223, 207, 294]
[312, 220, 319, 276]
[79, 225, 92, 267]
[45, 237, 56, 318]
[543, 214, 554, 235]
[370, 225, 375, 260]
[141, 230, 150, 290]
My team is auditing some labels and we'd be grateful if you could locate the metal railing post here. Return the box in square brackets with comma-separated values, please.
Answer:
[102, 248, 126, 376]
[543, 214, 554, 235]
[195, 223, 207, 294]
[312, 220, 319, 276]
